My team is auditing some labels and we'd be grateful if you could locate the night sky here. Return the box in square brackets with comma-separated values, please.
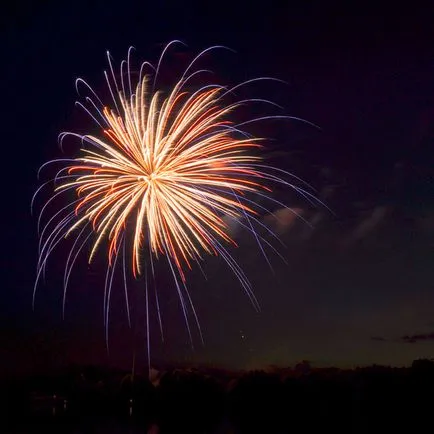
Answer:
[2, 1, 434, 376]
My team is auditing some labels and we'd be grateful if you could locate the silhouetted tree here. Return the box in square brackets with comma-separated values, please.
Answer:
[156, 369, 224, 433]
[228, 371, 283, 433]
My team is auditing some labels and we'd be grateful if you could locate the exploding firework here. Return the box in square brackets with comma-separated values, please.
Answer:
[33, 41, 322, 360]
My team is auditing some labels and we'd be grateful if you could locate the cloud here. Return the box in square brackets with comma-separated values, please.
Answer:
[222, 214, 242, 237]
[344, 205, 388, 245]
[292, 211, 324, 241]
[264, 207, 304, 235]
[400, 333, 434, 344]
[370, 336, 387, 342]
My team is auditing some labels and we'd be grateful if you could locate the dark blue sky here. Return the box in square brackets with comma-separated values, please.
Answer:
[2, 1, 434, 375]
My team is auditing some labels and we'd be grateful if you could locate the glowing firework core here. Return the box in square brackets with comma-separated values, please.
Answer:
[63, 76, 266, 282]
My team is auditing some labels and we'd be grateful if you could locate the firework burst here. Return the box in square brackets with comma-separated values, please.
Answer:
[33, 41, 322, 362]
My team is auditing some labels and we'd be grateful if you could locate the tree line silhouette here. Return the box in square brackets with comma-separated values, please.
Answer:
[2, 359, 434, 433]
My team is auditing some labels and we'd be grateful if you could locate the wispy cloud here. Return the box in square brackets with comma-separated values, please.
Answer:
[344, 205, 388, 245]
[264, 207, 304, 235]
[370, 336, 387, 342]
[400, 332, 434, 344]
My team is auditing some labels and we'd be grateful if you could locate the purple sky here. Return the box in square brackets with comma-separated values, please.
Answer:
[2, 1, 434, 375]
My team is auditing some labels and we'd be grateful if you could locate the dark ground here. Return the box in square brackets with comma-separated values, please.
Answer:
[2, 359, 434, 433]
